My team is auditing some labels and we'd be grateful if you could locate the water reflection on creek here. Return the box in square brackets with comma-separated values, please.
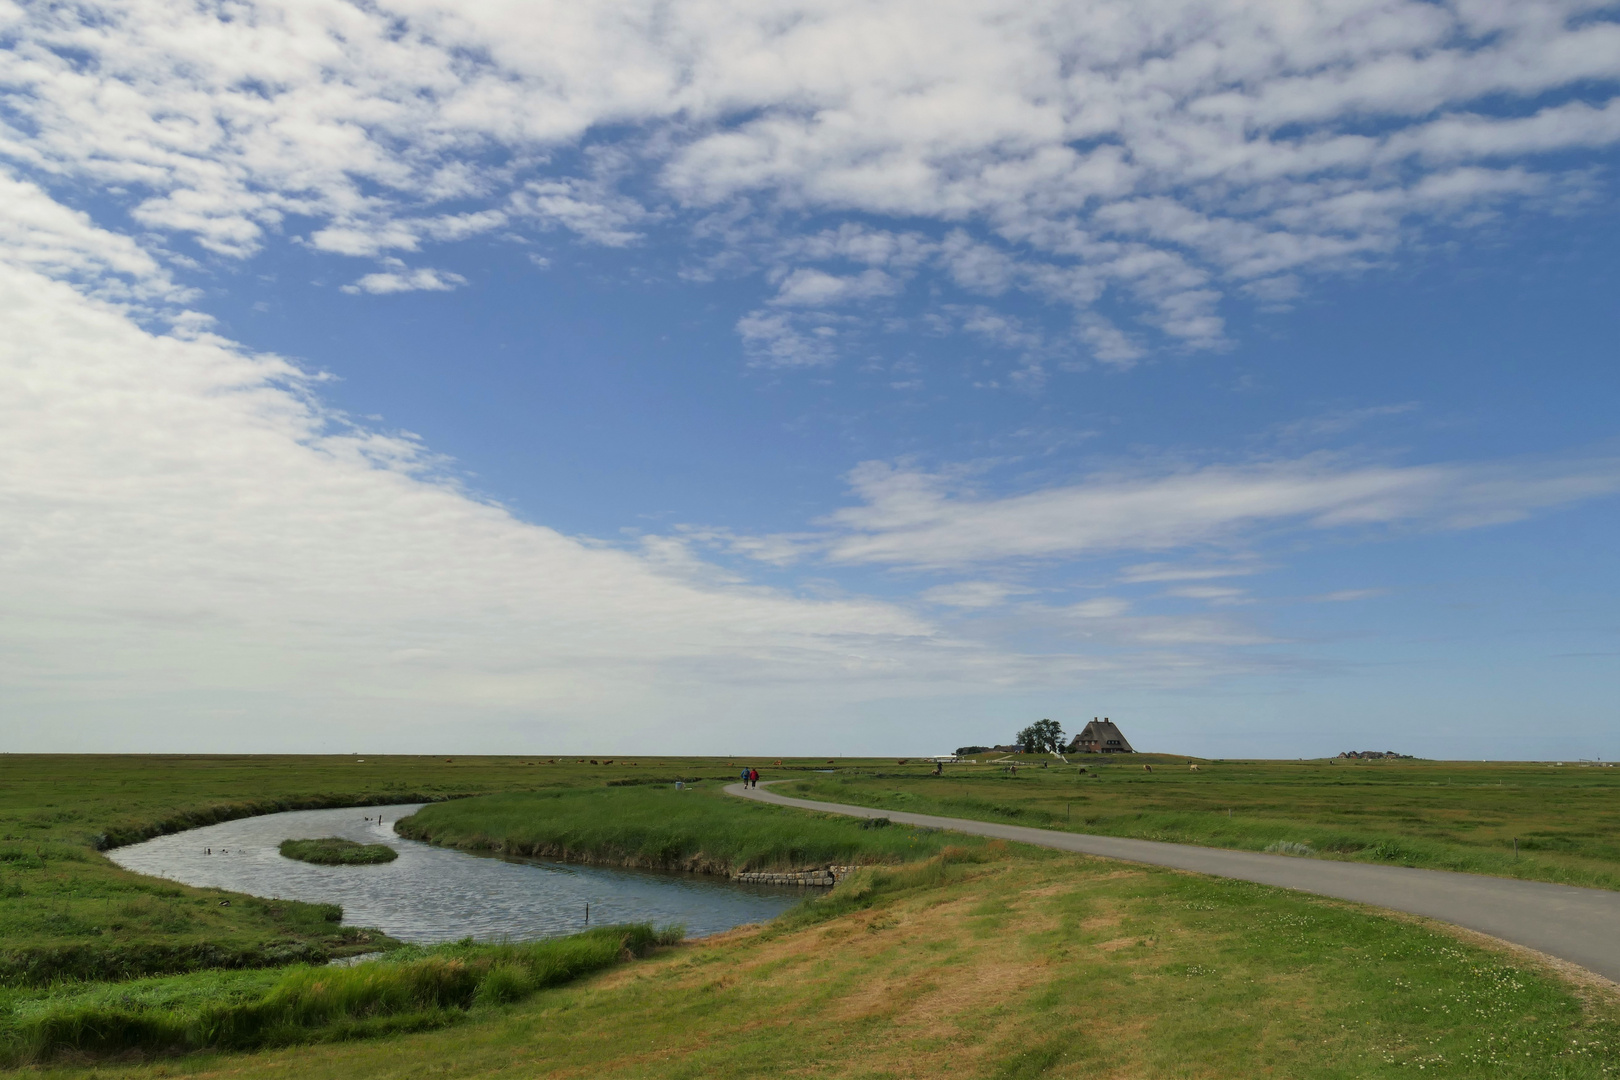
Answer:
[107, 803, 809, 943]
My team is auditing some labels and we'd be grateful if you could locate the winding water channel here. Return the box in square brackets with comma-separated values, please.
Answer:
[107, 803, 807, 943]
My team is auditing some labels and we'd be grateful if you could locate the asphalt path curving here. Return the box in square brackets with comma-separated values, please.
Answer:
[726, 781, 1620, 983]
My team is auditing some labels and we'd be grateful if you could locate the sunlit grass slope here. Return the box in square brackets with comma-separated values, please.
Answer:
[782, 754, 1620, 889]
[395, 786, 969, 872]
[46, 848, 1620, 1080]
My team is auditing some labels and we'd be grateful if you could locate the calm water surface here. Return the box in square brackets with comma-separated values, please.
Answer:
[107, 803, 807, 943]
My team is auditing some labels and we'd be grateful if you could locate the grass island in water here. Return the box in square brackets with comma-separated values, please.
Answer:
[278, 838, 398, 866]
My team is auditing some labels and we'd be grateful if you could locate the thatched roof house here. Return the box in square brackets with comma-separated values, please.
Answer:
[1068, 717, 1135, 754]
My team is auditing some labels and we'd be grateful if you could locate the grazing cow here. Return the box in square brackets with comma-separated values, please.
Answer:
[1190, 764, 1201, 772]
[1144, 764, 1153, 773]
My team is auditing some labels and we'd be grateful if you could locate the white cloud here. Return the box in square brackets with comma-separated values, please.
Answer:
[0, 0, 1615, 364]
[818, 454, 1620, 569]
[769, 268, 901, 307]
[311, 224, 423, 258]
[735, 310, 841, 367]
[1272, 404, 1420, 441]
[0, 170, 182, 303]
[1119, 562, 1262, 584]
[1308, 588, 1388, 602]
[1045, 599, 1278, 646]
[1165, 585, 1250, 604]
[341, 268, 468, 294]
[2, 253, 1070, 746]
[1067, 597, 1131, 619]
[515, 178, 646, 247]
[920, 581, 1032, 609]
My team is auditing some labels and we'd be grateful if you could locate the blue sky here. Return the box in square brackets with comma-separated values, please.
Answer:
[1, 0, 1617, 758]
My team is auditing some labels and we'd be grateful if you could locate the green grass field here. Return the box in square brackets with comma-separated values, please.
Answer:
[780, 753, 1620, 890]
[2, 753, 1619, 1077]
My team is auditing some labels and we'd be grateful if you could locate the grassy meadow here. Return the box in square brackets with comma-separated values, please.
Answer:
[781, 753, 1620, 890]
[0, 754, 740, 984]
[2, 753, 1619, 1077]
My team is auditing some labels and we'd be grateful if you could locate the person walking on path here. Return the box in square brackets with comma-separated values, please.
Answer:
[749, 768, 759, 788]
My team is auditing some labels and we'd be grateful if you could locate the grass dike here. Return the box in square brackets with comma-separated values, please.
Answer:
[278, 838, 398, 866]
[44, 847, 1620, 1079]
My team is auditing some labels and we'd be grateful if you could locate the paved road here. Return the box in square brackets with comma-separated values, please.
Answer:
[726, 781, 1620, 983]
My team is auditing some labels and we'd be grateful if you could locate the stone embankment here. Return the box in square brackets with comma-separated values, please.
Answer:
[732, 866, 856, 887]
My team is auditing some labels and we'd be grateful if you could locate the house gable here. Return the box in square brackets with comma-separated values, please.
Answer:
[1068, 717, 1135, 754]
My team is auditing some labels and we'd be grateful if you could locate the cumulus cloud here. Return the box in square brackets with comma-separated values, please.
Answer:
[0, 0, 1615, 362]
[769, 268, 902, 307]
[515, 179, 646, 247]
[342, 267, 468, 294]
[735, 310, 841, 367]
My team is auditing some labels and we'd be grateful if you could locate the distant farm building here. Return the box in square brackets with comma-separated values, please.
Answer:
[1068, 718, 1135, 754]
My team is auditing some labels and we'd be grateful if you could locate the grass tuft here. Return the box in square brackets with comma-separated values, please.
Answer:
[279, 838, 399, 865]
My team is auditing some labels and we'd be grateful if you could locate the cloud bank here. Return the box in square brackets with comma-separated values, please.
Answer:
[0, 241, 1001, 747]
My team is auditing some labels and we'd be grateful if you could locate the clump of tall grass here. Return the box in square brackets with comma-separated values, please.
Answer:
[1264, 841, 1315, 857]
[397, 787, 978, 873]
[0, 924, 679, 1065]
[279, 838, 398, 865]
